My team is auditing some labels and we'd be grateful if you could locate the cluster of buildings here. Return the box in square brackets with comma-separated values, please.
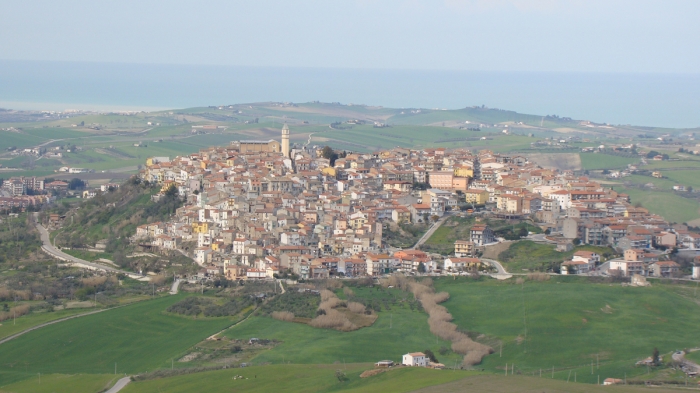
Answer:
[0, 176, 54, 209]
[135, 125, 700, 280]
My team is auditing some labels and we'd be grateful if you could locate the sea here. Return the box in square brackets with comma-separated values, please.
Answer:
[1, 60, 699, 129]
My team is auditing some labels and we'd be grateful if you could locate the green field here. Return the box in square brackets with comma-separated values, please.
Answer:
[434, 277, 700, 384]
[120, 365, 683, 393]
[686, 350, 700, 364]
[0, 295, 235, 385]
[223, 288, 460, 366]
[580, 153, 639, 170]
[0, 308, 96, 341]
[497, 241, 615, 273]
[613, 186, 700, 224]
[0, 373, 116, 393]
[123, 364, 477, 393]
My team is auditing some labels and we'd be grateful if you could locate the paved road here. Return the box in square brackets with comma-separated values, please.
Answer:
[410, 214, 451, 250]
[0, 306, 126, 346]
[169, 279, 181, 295]
[482, 258, 508, 274]
[525, 233, 557, 244]
[32, 213, 147, 281]
[104, 376, 131, 393]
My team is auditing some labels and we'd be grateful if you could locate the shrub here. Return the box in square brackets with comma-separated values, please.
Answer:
[309, 309, 356, 331]
[82, 276, 107, 287]
[0, 304, 30, 322]
[347, 301, 366, 313]
[271, 311, 295, 321]
[527, 272, 550, 282]
[320, 289, 335, 301]
[394, 275, 493, 366]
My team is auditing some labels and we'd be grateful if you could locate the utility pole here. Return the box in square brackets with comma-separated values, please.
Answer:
[505, 363, 507, 376]
[552, 366, 554, 378]
[115, 363, 117, 375]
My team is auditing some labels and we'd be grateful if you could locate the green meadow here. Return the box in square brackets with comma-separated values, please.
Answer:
[223, 288, 461, 366]
[0, 295, 235, 384]
[123, 364, 477, 393]
[0, 373, 116, 393]
[613, 186, 700, 224]
[434, 276, 700, 384]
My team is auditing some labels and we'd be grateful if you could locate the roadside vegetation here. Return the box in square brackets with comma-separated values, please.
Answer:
[498, 241, 615, 273]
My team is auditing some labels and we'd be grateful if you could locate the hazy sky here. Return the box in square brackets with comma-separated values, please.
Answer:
[1, 0, 699, 73]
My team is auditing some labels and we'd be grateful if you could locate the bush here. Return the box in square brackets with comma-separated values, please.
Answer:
[271, 311, 295, 321]
[347, 301, 366, 313]
[260, 291, 320, 319]
[309, 309, 356, 331]
[527, 272, 550, 282]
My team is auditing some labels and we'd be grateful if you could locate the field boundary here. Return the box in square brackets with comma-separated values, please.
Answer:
[0, 303, 131, 346]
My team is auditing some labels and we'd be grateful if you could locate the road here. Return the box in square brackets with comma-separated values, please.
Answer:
[0, 305, 127, 346]
[525, 233, 557, 244]
[672, 350, 700, 375]
[169, 279, 181, 295]
[104, 376, 131, 393]
[410, 214, 451, 250]
[32, 213, 147, 281]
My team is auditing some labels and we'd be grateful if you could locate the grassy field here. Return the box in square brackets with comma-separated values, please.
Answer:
[120, 365, 685, 393]
[497, 241, 615, 273]
[613, 186, 700, 224]
[0, 295, 236, 385]
[413, 374, 686, 393]
[580, 153, 639, 170]
[0, 308, 96, 341]
[123, 364, 479, 393]
[422, 217, 543, 255]
[223, 295, 461, 366]
[686, 350, 700, 364]
[0, 373, 116, 393]
[434, 276, 700, 384]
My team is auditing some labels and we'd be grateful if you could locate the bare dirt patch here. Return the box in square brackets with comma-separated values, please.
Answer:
[526, 153, 582, 171]
[482, 241, 512, 260]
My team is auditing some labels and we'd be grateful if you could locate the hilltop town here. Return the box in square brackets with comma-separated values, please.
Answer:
[137, 125, 700, 280]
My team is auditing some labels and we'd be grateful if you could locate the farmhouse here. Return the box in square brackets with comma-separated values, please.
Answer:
[402, 352, 427, 367]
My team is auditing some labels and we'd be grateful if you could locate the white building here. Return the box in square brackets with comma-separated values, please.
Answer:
[402, 352, 427, 367]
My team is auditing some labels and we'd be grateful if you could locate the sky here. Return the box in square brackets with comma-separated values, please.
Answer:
[1, 0, 699, 73]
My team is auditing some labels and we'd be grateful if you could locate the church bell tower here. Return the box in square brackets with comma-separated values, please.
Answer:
[281, 123, 290, 158]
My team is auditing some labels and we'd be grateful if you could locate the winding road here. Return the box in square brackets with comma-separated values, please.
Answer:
[32, 213, 147, 281]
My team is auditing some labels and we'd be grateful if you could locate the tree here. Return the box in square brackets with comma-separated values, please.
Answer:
[68, 178, 86, 190]
[321, 146, 339, 166]
[335, 370, 348, 382]
[424, 349, 438, 363]
[652, 347, 660, 366]
[417, 262, 426, 273]
[572, 238, 581, 245]
[544, 228, 551, 235]
[518, 227, 528, 238]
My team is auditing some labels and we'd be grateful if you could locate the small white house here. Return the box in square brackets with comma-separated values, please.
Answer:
[402, 352, 427, 367]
